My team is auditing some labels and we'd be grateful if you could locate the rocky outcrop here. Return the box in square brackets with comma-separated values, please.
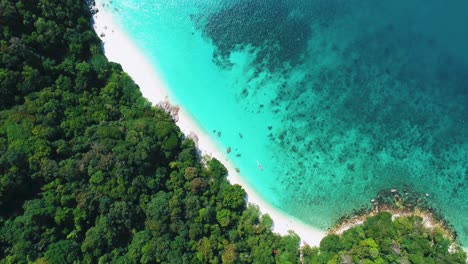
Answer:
[157, 100, 180, 122]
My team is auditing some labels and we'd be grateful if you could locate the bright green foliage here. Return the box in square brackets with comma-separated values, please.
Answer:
[304, 212, 467, 263]
[221, 184, 246, 211]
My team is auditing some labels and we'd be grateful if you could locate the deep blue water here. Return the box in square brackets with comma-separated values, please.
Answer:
[98, 0, 468, 245]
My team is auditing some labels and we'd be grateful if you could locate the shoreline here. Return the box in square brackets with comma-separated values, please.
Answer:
[329, 205, 467, 253]
[331, 206, 455, 238]
[92, 4, 326, 246]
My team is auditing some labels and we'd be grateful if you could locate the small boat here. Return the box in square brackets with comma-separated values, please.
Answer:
[257, 160, 263, 171]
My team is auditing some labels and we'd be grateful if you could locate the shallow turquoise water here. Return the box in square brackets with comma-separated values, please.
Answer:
[97, 0, 467, 245]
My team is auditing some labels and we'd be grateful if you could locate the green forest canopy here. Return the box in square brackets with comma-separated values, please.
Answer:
[0, 0, 466, 263]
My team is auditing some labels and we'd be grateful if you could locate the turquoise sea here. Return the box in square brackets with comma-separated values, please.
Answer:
[97, 0, 468, 245]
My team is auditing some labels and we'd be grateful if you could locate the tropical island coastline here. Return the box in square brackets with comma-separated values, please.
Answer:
[92, 2, 327, 247]
[0, 0, 466, 262]
[92, 1, 468, 255]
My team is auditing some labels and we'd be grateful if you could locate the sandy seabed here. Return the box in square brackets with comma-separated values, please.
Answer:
[92, 5, 326, 247]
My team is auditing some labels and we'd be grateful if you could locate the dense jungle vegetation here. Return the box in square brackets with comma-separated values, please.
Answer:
[0, 0, 466, 263]
[308, 212, 466, 264]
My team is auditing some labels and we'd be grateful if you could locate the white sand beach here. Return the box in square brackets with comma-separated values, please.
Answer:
[93, 5, 326, 246]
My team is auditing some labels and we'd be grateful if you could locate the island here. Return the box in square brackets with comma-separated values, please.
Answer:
[0, 0, 465, 263]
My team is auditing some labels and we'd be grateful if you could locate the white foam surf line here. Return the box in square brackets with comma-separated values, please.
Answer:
[92, 4, 326, 247]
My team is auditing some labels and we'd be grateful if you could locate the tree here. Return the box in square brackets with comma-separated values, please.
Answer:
[216, 209, 231, 227]
[44, 240, 80, 264]
[320, 234, 342, 252]
[221, 242, 237, 264]
[1, 1, 466, 263]
[222, 184, 246, 211]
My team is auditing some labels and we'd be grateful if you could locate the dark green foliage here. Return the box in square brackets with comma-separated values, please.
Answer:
[304, 212, 467, 264]
[0, 0, 298, 263]
[44, 240, 80, 264]
[0, 0, 465, 263]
